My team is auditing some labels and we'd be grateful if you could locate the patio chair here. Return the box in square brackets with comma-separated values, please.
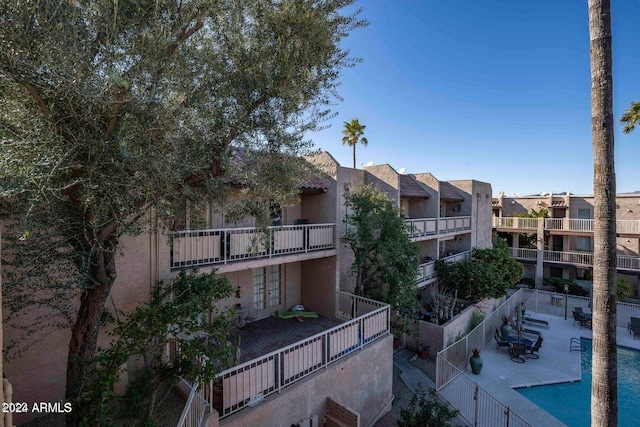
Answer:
[509, 342, 526, 363]
[572, 310, 591, 329]
[628, 317, 640, 340]
[242, 303, 258, 326]
[526, 336, 543, 359]
[574, 307, 584, 314]
[494, 328, 511, 353]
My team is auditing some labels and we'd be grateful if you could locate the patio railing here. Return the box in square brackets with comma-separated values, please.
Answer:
[177, 293, 389, 419]
[176, 378, 208, 427]
[416, 251, 471, 287]
[170, 223, 335, 268]
[439, 216, 472, 234]
[436, 288, 531, 427]
[508, 247, 640, 271]
[494, 217, 640, 235]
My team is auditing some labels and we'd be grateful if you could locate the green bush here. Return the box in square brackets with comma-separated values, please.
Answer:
[617, 277, 634, 300]
[545, 278, 589, 296]
[397, 386, 460, 427]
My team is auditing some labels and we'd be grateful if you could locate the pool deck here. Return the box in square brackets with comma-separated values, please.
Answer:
[472, 312, 640, 427]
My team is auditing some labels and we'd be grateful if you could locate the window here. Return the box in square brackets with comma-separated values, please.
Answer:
[576, 236, 591, 252]
[577, 208, 591, 219]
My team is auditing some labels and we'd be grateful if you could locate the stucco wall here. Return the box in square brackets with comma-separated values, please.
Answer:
[216, 334, 393, 427]
[301, 257, 337, 318]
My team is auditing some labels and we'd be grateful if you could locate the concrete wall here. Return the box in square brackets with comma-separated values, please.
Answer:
[413, 173, 441, 219]
[216, 335, 393, 427]
[364, 164, 400, 206]
[301, 257, 338, 318]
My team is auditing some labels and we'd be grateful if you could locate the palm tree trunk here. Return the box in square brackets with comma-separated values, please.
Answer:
[353, 144, 356, 169]
[588, 1, 618, 426]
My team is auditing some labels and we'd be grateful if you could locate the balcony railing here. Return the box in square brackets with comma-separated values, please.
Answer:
[494, 217, 640, 234]
[416, 251, 471, 286]
[405, 217, 438, 238]
[183, 293, 389, 419]
[508, 247, 640, 271]
[170, 223, 335, 268]
[404, 216, 471, 239]
[439, 216, 471, 234]
[492, 217, 538, 230]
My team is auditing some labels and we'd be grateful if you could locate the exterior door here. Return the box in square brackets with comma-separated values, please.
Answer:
[253, 265, 284, 317]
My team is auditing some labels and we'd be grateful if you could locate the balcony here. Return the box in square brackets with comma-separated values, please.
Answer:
[170, 223, 335, 269]
[172, 293, 389, 421]
[494, 217, 640, 235]
[508, 247, 640, 271]
[416, 251, 471, 287]
[405, 216, 471, 241]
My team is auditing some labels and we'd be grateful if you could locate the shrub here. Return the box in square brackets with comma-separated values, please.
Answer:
[397, 386, 460, 427]
[617, 277, 634, 300]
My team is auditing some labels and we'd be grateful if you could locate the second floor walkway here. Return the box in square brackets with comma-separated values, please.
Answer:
[509, 247, 640, 272]
[494, 217, 640, 235]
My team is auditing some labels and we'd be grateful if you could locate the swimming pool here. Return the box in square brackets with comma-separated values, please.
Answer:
[516, 339, 640, 427]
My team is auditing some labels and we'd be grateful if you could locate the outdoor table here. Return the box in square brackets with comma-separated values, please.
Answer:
[505, 336, 533, 348]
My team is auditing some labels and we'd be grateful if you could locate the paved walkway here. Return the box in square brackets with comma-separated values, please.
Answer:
[393, 349, 435, 393]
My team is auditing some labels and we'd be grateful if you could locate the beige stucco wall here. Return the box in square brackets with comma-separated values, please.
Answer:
[216, 334, 393, 427]
[413, 173, 440, 219]
[301, 257, 338, 318]
[364, 164, 400, 206]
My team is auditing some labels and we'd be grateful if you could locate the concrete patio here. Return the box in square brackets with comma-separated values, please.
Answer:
[469, 311, 640, 427]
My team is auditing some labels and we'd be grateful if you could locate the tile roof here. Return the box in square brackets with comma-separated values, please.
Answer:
[439, 182, 465, 202]
[492, 200, 501, 207]
[400, 175, 430, 199]
[551, 200, 568, 208]
[226, 146, 328, 191]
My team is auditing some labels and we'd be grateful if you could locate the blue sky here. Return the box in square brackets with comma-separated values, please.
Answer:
[307, 0, 640, 196]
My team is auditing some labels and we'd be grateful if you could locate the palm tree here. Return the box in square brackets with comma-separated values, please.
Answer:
[588, 1, 618, 426]
[620, 101, 640, 134]
[341, 119, 368, 168]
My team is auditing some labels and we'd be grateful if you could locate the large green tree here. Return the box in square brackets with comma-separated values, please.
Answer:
[342, 185, 419, 319]
[0, 0, 365, 417]
[341, 118, 368, 168]
[435, 238, 523, 301]
[588, 0, 618, 425]
[620, 101, 640, 134]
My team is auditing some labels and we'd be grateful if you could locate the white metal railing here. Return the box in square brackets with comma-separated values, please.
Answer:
[508, 248, 640, 271]
[170, 223, 335, 268]
[519, 288, 640, 329]
[495, 217, 640, 235]
[440, 250, 471, 263]
[617, 220, 640, 235]
[492, 217, 538, 230]
[543, 249, 593, 266]
[193, 293, 389, 419]
[176, 378, 208, 427]
[405, 217, 438, 238]
[439, 216, 471, 234]
[435, 289, 530, 426]
[509, 247, 537, 260]
[416, 261, 437, 285]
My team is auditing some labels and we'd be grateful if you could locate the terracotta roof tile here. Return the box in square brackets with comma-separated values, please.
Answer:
[400, 175, 430, 199]
[439, 182, 465, 202]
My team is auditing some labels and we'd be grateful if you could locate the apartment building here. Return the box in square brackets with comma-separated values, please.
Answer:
[2, 149, 493, 426]
[492, 192, 640, 294]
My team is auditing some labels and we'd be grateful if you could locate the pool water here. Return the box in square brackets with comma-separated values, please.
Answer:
[516, 339, 640, 427]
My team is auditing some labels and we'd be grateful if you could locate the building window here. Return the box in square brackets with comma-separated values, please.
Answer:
[253, 267, 266, 310]
[577, 208, 591, 219]
[576, 236, 591, 252]
[269, 265, 282, 307]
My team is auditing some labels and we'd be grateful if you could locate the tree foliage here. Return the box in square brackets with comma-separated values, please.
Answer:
[397, 386, 460, 427]
[620, 100, 640, 135]
[342, 185, 419, 318]
[0, 0, 366, 419]
[80, 270, 234, 426]
[341, 118, 368, 168]
[513, 208, 548, 248]
[436, 238, 523, 301]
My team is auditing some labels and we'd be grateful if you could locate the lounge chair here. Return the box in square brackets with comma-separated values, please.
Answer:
[572, 310, 591, 329]
[525, 336, 543, 359]
[509, 342, 526, 363]
[494, 328, 511, 352]
[628, 317, 640, 340]
[523, 316, 550, 329]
